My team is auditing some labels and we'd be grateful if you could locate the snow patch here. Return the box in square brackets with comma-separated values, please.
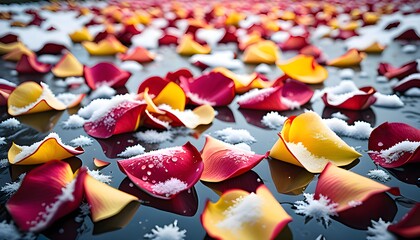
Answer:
[237, 87, 276, 104]
[62, 115, 85, 129]
[144, 220, 186, 240]
[402, 44, 417, 53]
[323, 118, 373, 139]
[294, 193, 338, 227]
[213, 127, 256, 144]
[339, 69, 355, 79]
[373, 141, 420, 163]
[261, 111, 287, 129]
[70, 135, 93, 147]
[367, 169, 391, 182]
[0, 221, 21, 240]
[134, 130, 173, 144]
[0, 118, 20, 128]
[89, 85, 117, 100]
[330, 112, 349, 121]
[120, 61, 143, 72]
[255, 63, 271, 73]
[118, 144, 145, 158]
[190, 51, 243, 69]
[373, 93, 404, 108]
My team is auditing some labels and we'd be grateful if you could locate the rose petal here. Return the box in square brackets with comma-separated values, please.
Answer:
[117, 142, 203, 199]
[0, 41, 25, 55]
[200, 136, 267, 182]
[394, 29, 420, 41]
[16, 54, 51, 74]
[36, 43, 67, 55]
[165, 68, 194, 84]
[201, 185, 292, 240]
[368, 122, 420, 168]
[327, 49, 366, 67]
[378, 61, 419, 80]
[213, 67, 273, 94]
[69, 27, 93, 43]
[202, 170, 264, 196]
[277, 55, 328, 84]
[279, 35, 309, 51]
[176, 34, 211, 56]
[82, 35, 127, 56]
[7, 82, 67, 116]
[242, 40, 279, 64]
[393, 74, 420, 94]
[84, 101, 147, 139]
[322, 107, 376, 126]
[0, 79, 16, 106]
[180, 72, 235, 106]
[118, 46, 155, 63]
[93, 158, 110, 168]
[52, 52, 83, 78]
[119, 177, 198, 216]
[6, 160, 85, 232]
[322, 86, 377, 110]
[158, 33, 179, 46]
[83, 174, 138, 222]
[238, 79, 313, 111]
[388, 203, 420, 238]
[269, 111, 361, 173]
[0, 33, 18, 44]
[8, 132, 84, 165]
[2, 45, 33, 62]
[158, 104, 215, 129]
[84, 62, 132, 90]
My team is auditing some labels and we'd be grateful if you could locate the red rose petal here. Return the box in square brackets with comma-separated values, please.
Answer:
[393, 74, 420, 93]
[388, 203, 420, 238]
[16, 54, 51, 74]
[322, 86, 377, 110]
[118, 46, 155, 63]
[378, 61, 419, 80]
[84, 101, 147, 139]
[180, 72, 236, 106]
[279, 35, 309, 51]
[117, 142, 203, 199]
[36, 43, 67, 55]
[200, 136, 267, 182]
[0, 33, 18, 44]
[83, 62, 131, 90]
[368, 122, 420, 168]
[6, 160, 85, 232]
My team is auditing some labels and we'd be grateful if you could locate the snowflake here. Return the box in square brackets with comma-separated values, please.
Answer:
[144, 220, 186, 240]
[367, 219, 396, 240]
[294, 193, 338, 228]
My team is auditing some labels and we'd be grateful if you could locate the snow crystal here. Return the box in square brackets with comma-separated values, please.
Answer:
[330, 112, 349, 121]
[38, 54, 60, 64]
[294, 193, 338, 227]
[0, 221, 21, 240]
[62, 115, 85, 129]
[118, 144, 145, 158]
[144, 220, 186, 240]
[89, 85, 117, 100]
[29, 179, 77, 231]
[367, 169, 391, 182]
[271, 31, 289, 43]
[88, 169, 112, 184]
[347, 200, 362, 207]
[0, 159, 8, 168]
[376, 76, 388, 83]
[367, 219, 396, 240]
[402, 44, 417, 53]
[0, 118, 20, 128]
[213, 127, 256, 144]
[237, 88, 276, 104]
[65, 77, 85, 86]
[376, 141, 420, 163]
[261, 111, 287, 129]
[339, 69, 355, 79]
[217, 193, 263, 230]
[134, 130, 173, 144]
[373, 93, 404, 107]
[255, 63, 271, 73]
[233, 143, 252, 152]
[196, 28, 225, 46]
[190, 51, 243, 69]
[70, 135, 93, 147]
[187, 92, 216, 106]
[78, 94, 137, 121]
[323, 118, 373, 139]
[1, 174, 25, 197]
[56, 93, 79, 107]
[311, 80, 359, 102]
[120, 61, 143, 72]
[12, 132, 75, 164]
[151, 178, 188, 197]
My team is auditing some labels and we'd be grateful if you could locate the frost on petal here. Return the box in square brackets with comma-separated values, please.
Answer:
[367, 219, 396, 240]
[388, 203, 420, 239]
[294, 193, 338, 227]
[201, 185, 292, 240]
[212, 127, 256, 144]
[144, 220, 186, 240]
[117, 142, 203, 199]
[8, 132, 84, 165]
[88, 169, 112, 184]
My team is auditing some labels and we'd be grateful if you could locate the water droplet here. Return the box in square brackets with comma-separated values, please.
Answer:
[148, 163, 154, 168]
[378, 142, 383, 146]
[172, 157, 178, 162]
[147, 171, 151, 176]
[257, 178, 261, 182]
[165, 169, 168, 172]
[129, 183, 134, 187]
[141, 165, 146, 170]
[142, 176, 148, 181]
